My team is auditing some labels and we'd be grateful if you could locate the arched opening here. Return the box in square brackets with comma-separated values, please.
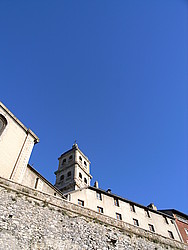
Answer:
[67, 171, 71, 177]
[60, 175, 64, 181]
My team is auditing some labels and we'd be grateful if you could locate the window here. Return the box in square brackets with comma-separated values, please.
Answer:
[168, 231, 174, 239]
[145, 209, 150, 218]
[148, 224, 155, 232]
[96, 192, 102, 200]
[133, 219, 139, 226]
[34, 178, 39, 189]
[62, 158, 66, 164]
[116, 213, 122, 220]
[60, 175, 64, 181]
[84, 178, 87, 184]
[164, 216, 169, 224]
[114, 198, 119, 207]
[130, 204, 135, 212]
[0, 114, 7, 136]
[79, 172, 82, 179]
[78, 199, 84, 206]
[84, 161, 87, 166]
[69, 155, 73, 160]
[97, 206, 103, 213]
[79, 156, 82, 161]
[184, 228, 188, 236]
[67, 171, 71, 177]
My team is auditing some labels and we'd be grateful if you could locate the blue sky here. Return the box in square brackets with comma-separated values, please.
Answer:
[0, 1, 187, 214]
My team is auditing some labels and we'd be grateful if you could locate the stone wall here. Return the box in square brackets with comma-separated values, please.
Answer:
[0, 177, 187, 250]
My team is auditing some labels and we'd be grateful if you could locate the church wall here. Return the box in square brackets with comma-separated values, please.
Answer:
[0, 104, 31, 180]
[21, 166, 62, 197]
[0, 177, 186, 250]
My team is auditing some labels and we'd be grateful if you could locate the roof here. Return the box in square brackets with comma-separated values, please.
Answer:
[0, 101, 39, 143]
[159, 209, 188, 220]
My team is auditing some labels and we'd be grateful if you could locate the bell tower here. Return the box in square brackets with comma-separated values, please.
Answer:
[54, 143, 92, 194]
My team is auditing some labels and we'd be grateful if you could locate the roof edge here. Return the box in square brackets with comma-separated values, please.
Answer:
[0, 101, 39, 143]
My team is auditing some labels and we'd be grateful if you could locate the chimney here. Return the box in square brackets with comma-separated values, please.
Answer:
[147, 203, 157, 211]
[94, 181, 99, 188]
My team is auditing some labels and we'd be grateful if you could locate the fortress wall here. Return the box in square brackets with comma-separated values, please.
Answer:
[0, 177, 186, 250]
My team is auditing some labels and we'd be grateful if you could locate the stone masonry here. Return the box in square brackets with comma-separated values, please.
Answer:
[0, 177, 187, 250]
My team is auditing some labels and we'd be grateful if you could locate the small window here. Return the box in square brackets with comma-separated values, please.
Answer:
[184, 228, 188, 236]
[84, 178, 87, 184]
[96, 192, 102, 200]
[79, 156, 82, 161]
[168, 231, 174, 239]
[67, 171, 71, 177]
[69, 155, 73, 160]
[148, 224, 155, 232]
[145, 209, 150, 218]
[60, 175, 64, 181]
[116, 213, 122, 220]
[97, 206, 103, 213]
[164, 216, 169, 224]
[78, 199, 84, 206]
[79, 172, 82, 179]
[114, 198, 119, 207]
[0, 114, 7, 136]
[34, 178, 39, 189]
[84, 161, 87, 166]
[133, 219, 139, 226]
[130, 204, 135, 212]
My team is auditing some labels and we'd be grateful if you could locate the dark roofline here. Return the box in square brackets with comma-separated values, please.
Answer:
[87, 186, 175, 219]
[159, 209, 188, 220]
[27, 164, 65, 198]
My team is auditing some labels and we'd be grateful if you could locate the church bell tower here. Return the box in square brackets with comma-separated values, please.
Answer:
[54, 143, 92, 194]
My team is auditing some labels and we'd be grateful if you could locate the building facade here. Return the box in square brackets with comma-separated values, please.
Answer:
[66, 186, 182, 241]
[1, 101, 187, 245]
[54, 143, 92, 193]
[0, 102, 39, 183]
[160, 209, 188, 244]
[54, 144, 185, 242]
[0, 101, 62, 197]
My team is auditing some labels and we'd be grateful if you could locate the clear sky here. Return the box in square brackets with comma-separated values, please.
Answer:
[0, 1, 187, 214]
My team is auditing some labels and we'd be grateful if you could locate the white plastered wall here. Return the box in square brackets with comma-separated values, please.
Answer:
[0, 103, 38, 183]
